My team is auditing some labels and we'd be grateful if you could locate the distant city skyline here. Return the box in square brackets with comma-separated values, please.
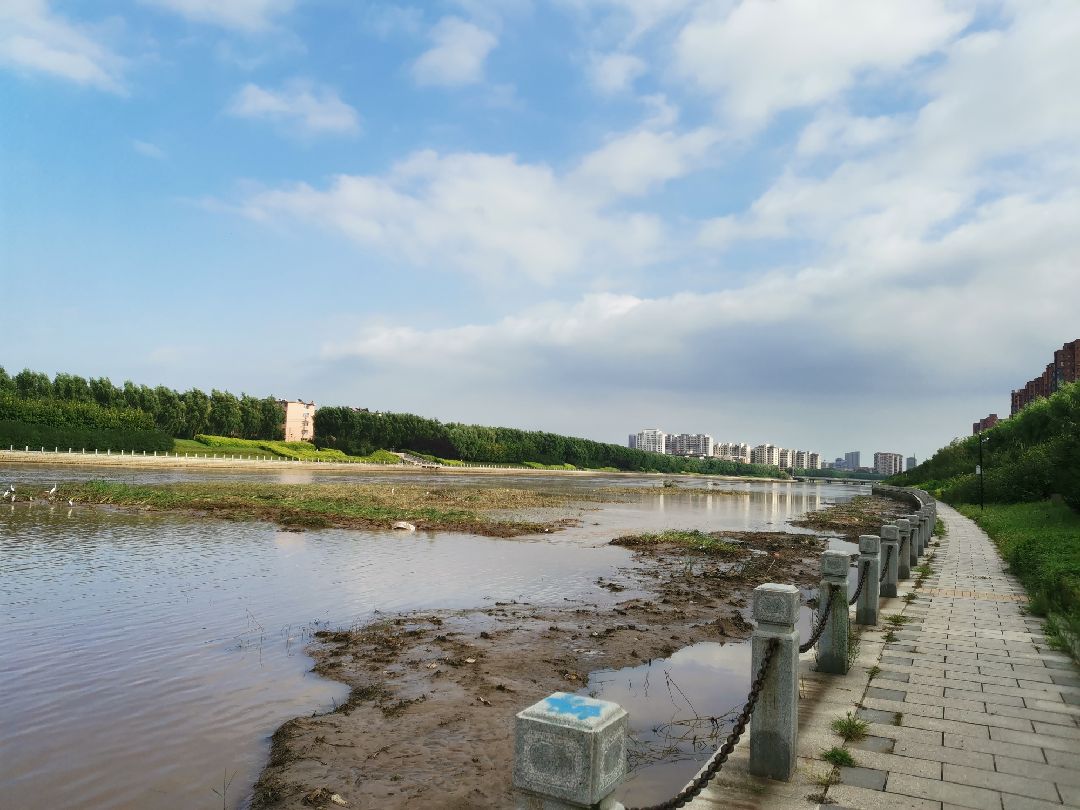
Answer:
[3, 3, 1078, 462]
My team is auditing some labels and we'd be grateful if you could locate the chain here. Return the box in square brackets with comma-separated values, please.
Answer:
[879, 545, 893, 583]
[624, 638, 779, 810]
[799, 585, 836, 654]
[849, 561, 869, 605]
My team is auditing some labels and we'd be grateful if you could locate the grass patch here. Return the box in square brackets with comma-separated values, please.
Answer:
[892, 712, 903, 726]
[956, 501, 1080, 647]
[610, 529, 741, 555]
[59, 480, 592, 537]
[821, 746, 856, 768]
[934, 517, 946, 536]
[885, 614, 910, 627]
[883, 630, 897, 643]
[867, 665, 881, 680]
[792, 495, 910, 541]
[831, 712, 870, 742]
[179, 435, 403, 464]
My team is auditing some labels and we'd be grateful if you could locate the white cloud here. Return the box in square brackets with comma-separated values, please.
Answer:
[588, 51, 646, 94]
[141, 0, 295, 32]
[132, 139, 166, 159]
[227, 80, 360, 137]
[0, 0, 125, 92]
[572, 126, 719, 198]
[796, 110, 902, 157]
[412, 16, 497, 87]
[241, 148, 666, 283]
[675, 0, 971, 127]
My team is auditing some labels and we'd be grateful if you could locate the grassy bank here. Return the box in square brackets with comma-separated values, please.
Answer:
[173, 435, 402, 464]
[956, 501, 1080, 645]
[62, 480, 596, 537]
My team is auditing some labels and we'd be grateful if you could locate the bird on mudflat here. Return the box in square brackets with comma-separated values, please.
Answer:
[67, 498, 75, 507]
[46, 483, 58, 497]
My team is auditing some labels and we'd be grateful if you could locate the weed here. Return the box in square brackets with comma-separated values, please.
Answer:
[867, 665, 881, 680]
[934, 517, 946, 536]
[831, 712, 870, 742]
[847, 624, 861, 670]
[883, 630, 897, 643]
[885, 614, 910, 627]
[821, 746, 856, 767]
[812, 767, 842, 787]
[903, 592, 919, 603]
[892, 712, 903, 726]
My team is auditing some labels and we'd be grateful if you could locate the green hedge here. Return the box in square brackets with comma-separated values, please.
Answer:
[0, 393, 157, 431]
[0, 420, 172, 453]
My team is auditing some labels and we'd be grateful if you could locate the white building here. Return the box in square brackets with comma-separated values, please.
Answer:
[635, 428, 667, 454]
[715, 442, 750, 463]
[874, 452, 904, 476]
[751, 444, 779, 466]
[807, 452, 822, 469]
[778, 448, 793, 468]
[794, 450, 808, 469]
[668, 433, 714, 457]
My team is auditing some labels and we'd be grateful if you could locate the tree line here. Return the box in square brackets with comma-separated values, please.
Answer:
[891, 379, 1080, 509]
[314, 407, 782, 476]
[0, 366, 284, 440]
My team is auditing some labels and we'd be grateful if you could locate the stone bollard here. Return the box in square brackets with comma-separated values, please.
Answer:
[817, 550, 851, 675]
[919, 513, 931, 554]
[513, 692, 627, 809]
[905, 514, 920, 568]
[896, 519, 912, 580]
[856, 535, 881, 626]
[749, 583, 800, 781]
[880, 526, 900, 598]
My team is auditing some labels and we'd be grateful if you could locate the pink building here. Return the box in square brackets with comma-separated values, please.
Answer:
[280, 400, 316, 442]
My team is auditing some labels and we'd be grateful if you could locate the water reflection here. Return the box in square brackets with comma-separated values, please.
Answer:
[0, 467, 867, 809]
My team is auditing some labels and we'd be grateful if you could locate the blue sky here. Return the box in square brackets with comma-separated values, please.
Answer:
[2, 0, 1079, 461]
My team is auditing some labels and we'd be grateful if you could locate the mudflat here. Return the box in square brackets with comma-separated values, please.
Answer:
[252, 495, 905, 809]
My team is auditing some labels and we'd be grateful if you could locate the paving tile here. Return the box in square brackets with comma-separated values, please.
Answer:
[999, 796, 1069, 810]
[1044, 748, 1077, 767]
[826, 782, 942, 810]
[942, 764, 1059, 802]
[994, 753, 1080, 788]
[989, 726, 1080, 753]
[841, 765, 889, 791]
[943, 708, 1033, 732]
[871, 687, 912, 702]
[942, 732, 1045, 763]
[1056, 782, 1080, 807]
[904, 714, 991, 738]
[981, 703, 1079, 727]
[891, 740, 994, 770]
[847, 748, 941, 779]
[1030, 720, 1080, 740]
[885, 771, 1003, 809]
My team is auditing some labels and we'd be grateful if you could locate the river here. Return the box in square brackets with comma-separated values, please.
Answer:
[0, 464, 866, 809]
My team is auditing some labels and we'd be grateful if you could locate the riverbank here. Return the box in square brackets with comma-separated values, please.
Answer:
[0, 448, 800, 483]
[251, 495, 902, 809]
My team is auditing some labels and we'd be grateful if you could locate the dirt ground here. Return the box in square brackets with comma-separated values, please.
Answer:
[251, 496, 903, 810]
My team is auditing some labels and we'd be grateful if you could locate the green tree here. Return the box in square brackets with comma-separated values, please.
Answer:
[52, 373, 92, 402]
[89, 377, 120, 408]
[208, 389, 242, 436]
[153, 386, 186, 436]
[181, 389, 211, 437]
[14, 369, 52, 399]
[0, 366, 12, 395]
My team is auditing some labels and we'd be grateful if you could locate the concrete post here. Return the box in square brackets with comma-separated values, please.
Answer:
[749, 583, 800, 781]
[905, 514, 920, 568]
[856, 535, 881, 626]
[817, 550, 851, 675]
[880, 525, 900, 598]
[513, 692, 627, 809]
[896, 519, 912, 580]
[919, 513, 931, 555]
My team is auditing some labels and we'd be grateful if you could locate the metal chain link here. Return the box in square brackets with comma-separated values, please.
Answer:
[879, 545, 893, 583]
[799, 585, 836, 654]
[625, 637, 779, 810]
[849, 561, 869, 605]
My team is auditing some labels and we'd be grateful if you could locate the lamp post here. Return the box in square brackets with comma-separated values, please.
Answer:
[977, 435, 989, 510]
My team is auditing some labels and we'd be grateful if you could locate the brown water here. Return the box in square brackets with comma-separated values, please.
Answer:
[0, 465, 866, 809]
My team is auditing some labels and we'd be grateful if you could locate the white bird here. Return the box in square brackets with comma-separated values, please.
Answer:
[47, 483, 57, 496]
[67, 498, 75, 507]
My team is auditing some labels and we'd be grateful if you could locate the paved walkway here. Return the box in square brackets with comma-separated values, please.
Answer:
[691, 502, 1080, 810]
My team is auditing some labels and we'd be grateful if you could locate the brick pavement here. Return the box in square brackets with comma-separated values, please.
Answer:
[688, 502, 1079, 810]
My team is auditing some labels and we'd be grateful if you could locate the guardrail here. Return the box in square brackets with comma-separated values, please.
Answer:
[512, 487, 937, 808]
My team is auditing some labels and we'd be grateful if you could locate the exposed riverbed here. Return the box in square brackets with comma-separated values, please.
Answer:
[0, 464, 870, 809]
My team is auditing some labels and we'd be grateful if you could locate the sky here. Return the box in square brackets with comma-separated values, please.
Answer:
[2, 0, 1079, 462]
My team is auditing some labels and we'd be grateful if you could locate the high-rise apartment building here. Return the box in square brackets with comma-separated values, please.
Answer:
[635, 429, 667, 454]
[715, 442, 750, 463]
[627, 434, 637, 450]
[906, 456, 917, 471]
[807, 452, 821, 470]
[972, 414, 999, 435]
[668, 433, 714, 457]
[794, 450, 808, 468]
[873, 452, 904, 476]
[1011, 338, 1079, 414]
[777, 448, 793, 468]
[751, 444, 779, 466]
[844, 451, 861, 471]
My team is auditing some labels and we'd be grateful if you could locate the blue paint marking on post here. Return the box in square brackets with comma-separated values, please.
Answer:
[544, 694, 602, 720]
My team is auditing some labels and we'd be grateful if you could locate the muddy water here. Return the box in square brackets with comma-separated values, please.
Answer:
[0, 465, 867, 809]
